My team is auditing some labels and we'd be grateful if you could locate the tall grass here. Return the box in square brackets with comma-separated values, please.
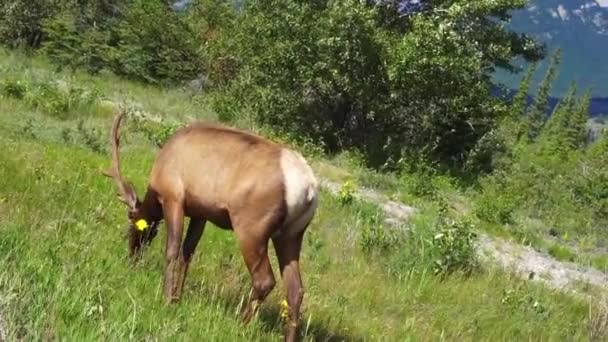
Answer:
[0, 48, 600, 340]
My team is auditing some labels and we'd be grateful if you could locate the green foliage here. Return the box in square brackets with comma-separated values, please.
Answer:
[0, 79, 29, 99]
[474, 69, 605, 250]
[24, 80, 101, 119]
[473, 177, 518, 225]
[128, 111, 184, 148]
[572, 136, 608, 220]
[208, 0, 542, 170]
[210, 0, 387, 153]
[3, 0, 548, 173]
[40, 0, 210, 84]
[547, 244, 575, 262]
[509, 62, 539, 120]
[360, 223, 401, 254]
[430, 214, 479, 275]
[0, 76, 102, 120]
[396, 156, 448, 199]
[525, 49, 561, 142]
[112, 0, 202, 84]
[500, 286, 549, 318]
[76, 119, 105, 154]
[537, 83, 590, 156]
[337, 180, 357, 206]
[0, 0, 62, 48]
[41, 10, 114, 74]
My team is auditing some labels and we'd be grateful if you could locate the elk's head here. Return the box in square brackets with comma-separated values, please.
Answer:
[102, 110, 159, 258]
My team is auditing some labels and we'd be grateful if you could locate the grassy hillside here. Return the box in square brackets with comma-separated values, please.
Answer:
[0, 49, 604, 341]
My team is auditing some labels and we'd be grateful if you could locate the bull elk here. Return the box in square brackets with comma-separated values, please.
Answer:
[102, 110, 319, 341]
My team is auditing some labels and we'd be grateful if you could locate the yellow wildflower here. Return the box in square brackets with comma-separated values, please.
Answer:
[280, 299, 289, 319]
[135, 219, 148, 231]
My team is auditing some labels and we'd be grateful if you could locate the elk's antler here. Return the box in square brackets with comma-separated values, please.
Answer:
[102, 109, 138, 209]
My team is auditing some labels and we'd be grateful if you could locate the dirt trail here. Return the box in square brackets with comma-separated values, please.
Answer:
[320, 179, 608, 293]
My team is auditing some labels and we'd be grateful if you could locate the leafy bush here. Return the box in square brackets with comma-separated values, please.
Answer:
[0, 79, 28, 99]
[572, 137, 608, 220]
[430, 215, 479, 275]
[357, 203, 401, 254]
[24, 81, 101, 119]
[337, 180, 357, 206]
[1, 77, 102, 120]
[547, 243, 575, 262]
[360, 224, 401, 254]
[40, 0, 210, 84]
[42, 10, 114, 74]
[500, 287, 549, 318]
[473, 177, 518, 225]
[111, 0, 203, 84]
[126, 108, 184, 147]
[384, 204, 478, 278]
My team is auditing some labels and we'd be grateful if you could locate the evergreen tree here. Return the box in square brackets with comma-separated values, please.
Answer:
[537, 82, 578, 155]
[569, 89, 592, 149]
[509, 62, 538, 120]
[525, 49, 561, 142]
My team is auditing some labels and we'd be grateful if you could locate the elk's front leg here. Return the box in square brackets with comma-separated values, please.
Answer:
[175, 217, 206, 297]
[162, 200, 185, 303]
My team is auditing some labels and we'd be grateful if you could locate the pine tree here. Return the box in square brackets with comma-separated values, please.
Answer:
[537, 82, 577, 155]
[569, 89, 591, 149]
[509, 62, 538, 120]
[525, 49, 561, 142]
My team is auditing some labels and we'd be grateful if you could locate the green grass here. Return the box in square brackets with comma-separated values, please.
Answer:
[0, 48, 603, 340]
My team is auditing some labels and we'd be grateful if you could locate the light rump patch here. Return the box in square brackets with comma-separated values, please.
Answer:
[279, 148, 319, 235]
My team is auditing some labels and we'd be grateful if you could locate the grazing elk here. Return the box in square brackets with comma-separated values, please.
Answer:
[102, 110, 319, 341]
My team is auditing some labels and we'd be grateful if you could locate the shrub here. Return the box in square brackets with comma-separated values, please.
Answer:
[24, 80, 101, 119]
[337, 180, 357, 206]
[26, 81, 70, 118]
[360, 224, 400, 254]
[127, 109, 184, 147]
[473, 178, 518, 225]
[112, 0, 203, 84]
[41, 0, 209, 84]
[547, 244, 575, 262]
[357, 203, 401, 254]
[430, 215, 479, 275]
[42, 10, 114, 74]
[0, 79, 28, 99]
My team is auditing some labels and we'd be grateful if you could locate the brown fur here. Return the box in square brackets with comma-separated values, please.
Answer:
[102, 111, 318, 342]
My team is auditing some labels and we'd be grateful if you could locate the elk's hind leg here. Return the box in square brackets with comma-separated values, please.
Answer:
[272, 229, 306, 342]
[234, 219, 277, 324]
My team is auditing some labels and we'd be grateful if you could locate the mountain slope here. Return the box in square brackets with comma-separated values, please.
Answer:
[495, 0, 608, 98]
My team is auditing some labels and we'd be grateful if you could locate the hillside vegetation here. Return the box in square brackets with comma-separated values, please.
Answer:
[1, 0, 607, 340]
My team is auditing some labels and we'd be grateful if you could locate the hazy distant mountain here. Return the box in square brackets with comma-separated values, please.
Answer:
[494, 0, 608, 98]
